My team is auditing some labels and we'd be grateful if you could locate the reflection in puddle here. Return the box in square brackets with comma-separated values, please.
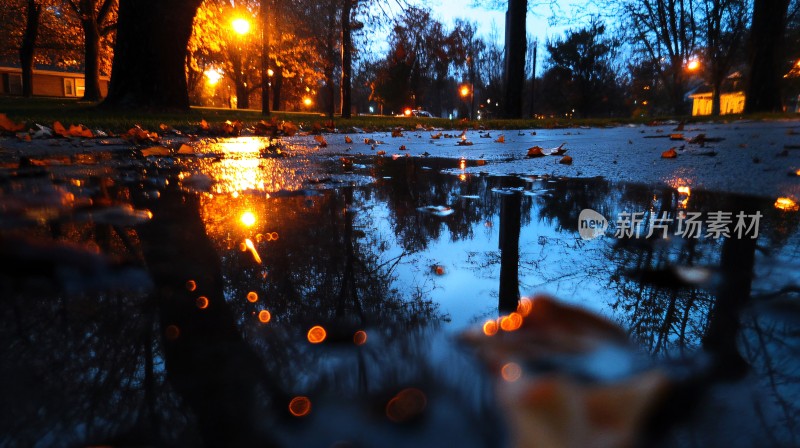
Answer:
[2, 143, 800, 447]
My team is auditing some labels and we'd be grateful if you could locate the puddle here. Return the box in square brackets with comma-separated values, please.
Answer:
[1, 140, 799, 447]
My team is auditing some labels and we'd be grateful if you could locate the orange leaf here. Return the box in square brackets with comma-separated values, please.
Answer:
[391, 129, 403, 137]
[281, 121, 298, 137]
[495, 135, 505, 143]
[344, 135, 353, 144]
[199, 119, 210, 131]
[69, 124, 93, 138]
[559, 155, 573, 165]
[53, 121, 70, 138]
[526, 146, 545, 158]
[314, 135, 328, 147]
[0, 113, 25, 132]
[141, 146, 171, 157]
[661, 148, 677, 159]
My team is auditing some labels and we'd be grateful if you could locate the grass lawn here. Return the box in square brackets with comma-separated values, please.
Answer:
[1, 96, 797, 133]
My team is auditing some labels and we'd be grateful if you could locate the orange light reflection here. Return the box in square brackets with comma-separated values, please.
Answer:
[307, 325, 327, 343]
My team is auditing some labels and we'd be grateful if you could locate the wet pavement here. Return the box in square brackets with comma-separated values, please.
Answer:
[1, 120, 799, 447]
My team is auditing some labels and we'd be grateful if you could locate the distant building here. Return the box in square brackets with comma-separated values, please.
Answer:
[689, 91, 746, 116]
[687, 71, 745, 116]
[0, 65, 109, 98]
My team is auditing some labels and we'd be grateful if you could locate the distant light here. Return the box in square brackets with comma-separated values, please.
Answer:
[247, 291, 259, 303]
[241, 210, 256, 227]
[232, 18, 250, 35]
[258, 310, 271, 323]
[267, 68, 274, 77]
[775, 197, 799, 212]
[482, 319, 498, 336]
[369, 106, 374, 113]
[289, 396, 312, 417]
[307, 325, 327, 343]
[501, 362, 522, 382]
[303, 97, 313, 106]
[687, 60, 700, 71]
[204, 68, 223, 86]
[460, 85, 470, 97]
[404, 108, 412, 116]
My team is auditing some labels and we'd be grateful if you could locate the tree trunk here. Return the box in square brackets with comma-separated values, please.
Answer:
[260, 0, 270, 116]
[272, 67, 282, 111]
[20, 0, 42, 98]
[498, 193, 521, 313]
[745, 0, 791, 113]
[340, 0, 353, 118]
[81, 15, 103, 102]
[502, 0, 527, 118]
[235, 79, 250, 109]
[101, 0, 202, 111]
[711, 76, 722, 116]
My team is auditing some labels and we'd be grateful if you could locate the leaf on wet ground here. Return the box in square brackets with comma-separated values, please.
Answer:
[122, 126, 160, 144]
[661, 148, 678, 159]
[559, 155, 573, 165]
[0, 113, 25, 133]
[69, 124, 94, 138]
[391, 129, 404, 137]
[344, 135, 353, 144]
[495, 135, 505, 143]
[314, 135, 328, 147]
[140, 146, 172, 157]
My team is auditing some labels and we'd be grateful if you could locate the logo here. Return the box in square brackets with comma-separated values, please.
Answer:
[578, 209, 608, 240]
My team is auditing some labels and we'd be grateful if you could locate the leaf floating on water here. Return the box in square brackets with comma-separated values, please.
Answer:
[314, 135, 328, 147]
[495, 135, 505, 143]
[344, 135, 353, 144]
[417, 205, 454, 217]
[0, 113, 25, 133]
[526, 146, 545, 158]
[141, 146, 172, 157]
[661, 148, 678, 159]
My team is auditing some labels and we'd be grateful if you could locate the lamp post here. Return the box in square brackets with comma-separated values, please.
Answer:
[460, 84, 473, 120]
[231, 18, 251, 109]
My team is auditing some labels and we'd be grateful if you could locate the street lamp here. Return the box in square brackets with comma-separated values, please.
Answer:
[231, 18, 251, 109]
[459, 84, 473, 120]
[232, 18, 251, 36]
[686, 59, 701, 72]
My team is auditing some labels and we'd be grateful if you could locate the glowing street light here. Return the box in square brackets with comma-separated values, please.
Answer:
[302, 97, 313, 107]
[459, 85, 470, 98]
[204, 68, 223, 86]
[232, 18, 251, 35]
[686, 59, 700, 71]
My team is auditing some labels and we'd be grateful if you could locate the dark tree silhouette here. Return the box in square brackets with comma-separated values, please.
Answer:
[745, 0, 791, 112]
[66, 0, 117, 102]
[20, 0, 42, 98]
[102, 0, 203, 110]
[503, 0, 527, 118]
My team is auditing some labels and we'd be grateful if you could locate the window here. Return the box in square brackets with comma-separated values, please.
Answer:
[64, 78, 75, 97]
[76, 78, 85, 97]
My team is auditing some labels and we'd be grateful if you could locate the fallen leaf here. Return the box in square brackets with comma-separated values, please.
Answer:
[669, 133, 684, 140]
[344, 135, 353, 144]
[495, 135, 505, 143]
[0, 113, 25, 132]
[141, 146, 171, 157]
[53, 121, 70, 138]
[527, 146, 545, 158]
[69, 124, 93, 138]
[391, 129, 404, 137]
[314, 135, 328, 147]
[399, 145, 407, 151]
[376, 150, 386, 156]
[559, 155, 573, 165]
[431, 132, 442, 139]
[281, 121, 298, 137]
[177, 144, 194, 155]
[199, 119, 211, 131]
[661, 148, 677, 159]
